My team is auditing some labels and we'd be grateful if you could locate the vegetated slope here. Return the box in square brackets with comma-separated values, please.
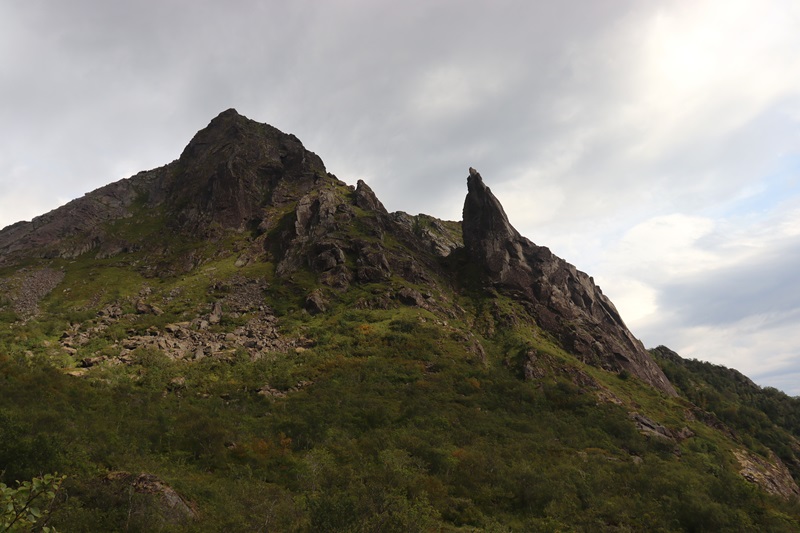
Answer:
[653, 346, 800, 492]
[0, 110, 799, 531]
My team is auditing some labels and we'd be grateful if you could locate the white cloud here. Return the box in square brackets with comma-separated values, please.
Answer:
[593, 198, 800, 393]
[627, 0, 800, 157]
[0, 165, 62, 226]
[614, 214, 720, 276]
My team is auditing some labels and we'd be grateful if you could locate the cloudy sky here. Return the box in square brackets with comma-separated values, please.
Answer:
[2, 1, 800, 393]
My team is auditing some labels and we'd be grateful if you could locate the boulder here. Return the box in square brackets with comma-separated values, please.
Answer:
[305, 289, 328, 314]
[103, 471, 198, 526]
[209, 301, 223, 324]
[354, 179, 388, 214]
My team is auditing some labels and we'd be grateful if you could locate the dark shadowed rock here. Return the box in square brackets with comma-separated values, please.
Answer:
[462, 170, 676, 396]
[397, 287, 426, 307]
[354, 179, 388, 214]
[462, 172, 530, 284]
[164, 108, 327, 231]
[103, 471, 198, 525]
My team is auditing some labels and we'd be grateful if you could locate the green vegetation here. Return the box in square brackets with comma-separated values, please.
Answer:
[1, 473, 65, 532]
[654, 347, 800, 480]
[2, 302, 800, 530]
[2, 182, 800, 531]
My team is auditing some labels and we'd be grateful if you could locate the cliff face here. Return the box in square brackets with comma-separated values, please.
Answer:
[462, 171, 676, 396]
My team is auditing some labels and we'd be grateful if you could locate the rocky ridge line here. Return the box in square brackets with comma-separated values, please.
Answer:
[462, 169, 676, 396]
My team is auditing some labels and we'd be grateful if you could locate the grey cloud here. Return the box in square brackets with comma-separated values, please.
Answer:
[0, 1, 680, 226]
[656, 239, 800, 327]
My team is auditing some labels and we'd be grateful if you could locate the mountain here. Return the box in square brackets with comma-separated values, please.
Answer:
[1, 110, 799, 531]
[0, 109, 672, 395]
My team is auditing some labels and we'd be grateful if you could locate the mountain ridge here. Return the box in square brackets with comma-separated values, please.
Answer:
[0, 108, 673, 395]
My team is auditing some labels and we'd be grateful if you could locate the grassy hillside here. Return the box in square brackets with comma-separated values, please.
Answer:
[2, 246, 800, 530]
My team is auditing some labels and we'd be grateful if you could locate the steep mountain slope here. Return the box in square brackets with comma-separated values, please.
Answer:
[1, 110, 799, 531]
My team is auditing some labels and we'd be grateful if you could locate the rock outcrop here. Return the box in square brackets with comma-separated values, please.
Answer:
[733, 449, 800, 500]
[164, 108, 328, 231]
[462, 170, 676, 396]
[354, 179, 388, 214]
[103, 472, 198, 525]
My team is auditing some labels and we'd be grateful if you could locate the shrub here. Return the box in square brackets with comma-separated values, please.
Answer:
[0, 473, 66, 532]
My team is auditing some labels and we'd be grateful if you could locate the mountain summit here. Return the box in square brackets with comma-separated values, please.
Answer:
[0, 109, 328, 262]
[165, 108, 327, 230]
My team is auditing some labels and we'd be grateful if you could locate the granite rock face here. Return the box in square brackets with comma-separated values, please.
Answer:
[462, 170, 676, 396]
[733, 449, 800, 500]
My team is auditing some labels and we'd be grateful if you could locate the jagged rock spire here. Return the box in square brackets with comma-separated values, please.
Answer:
[461, 169, 677, 396]
[354, 179, 388, 214]
[462, 169, 526, 280]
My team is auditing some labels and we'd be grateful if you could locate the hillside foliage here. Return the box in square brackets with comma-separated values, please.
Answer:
[1, 277, 800, 530]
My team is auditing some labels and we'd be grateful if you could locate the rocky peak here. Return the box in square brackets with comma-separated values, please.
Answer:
[464, 170, 518, 242]
[0, 110, 331, 262]
[462, 169, 526, 279]
[0, 112, 674, 399]
[354, 179, 387, 214]
[165, 109, 327, 231]
[461, 169, 677, 396]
